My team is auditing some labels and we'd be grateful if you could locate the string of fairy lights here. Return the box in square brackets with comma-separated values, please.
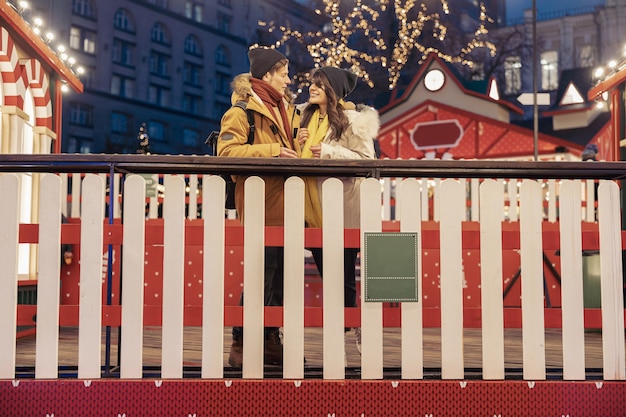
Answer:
[255, 0, 496, 91]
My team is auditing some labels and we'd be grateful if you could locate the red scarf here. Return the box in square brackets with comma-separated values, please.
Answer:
[250, 77, 293, 144]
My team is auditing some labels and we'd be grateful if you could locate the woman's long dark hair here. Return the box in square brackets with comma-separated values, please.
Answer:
[300, 70, 349, 141]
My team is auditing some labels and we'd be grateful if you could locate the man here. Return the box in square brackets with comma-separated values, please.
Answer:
[217, 47, 298, 368]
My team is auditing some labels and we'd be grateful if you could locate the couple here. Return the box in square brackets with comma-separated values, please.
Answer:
[216, 47, 379, 368]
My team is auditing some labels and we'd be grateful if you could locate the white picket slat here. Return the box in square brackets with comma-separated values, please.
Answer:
[558, 180, 586, 380]
[322, 178, 345, 379]
[360, 177, 384, 379]
[0, 174, 19, 379]
[398, 179, 423, 379]
[35, 174, 62, 378]
[439, 179, 465, 380]
[283, 177, 305, 379]
[78, 174, 105, 379]
[480, 179, 505, 380]
[120, 175, 146, 379]
[201, 175, 226, 378]
[242, 176, 265, 378]
[598, 181, 626, 380]
[161, 175, 186, 378]
[519, 180, 546, 380]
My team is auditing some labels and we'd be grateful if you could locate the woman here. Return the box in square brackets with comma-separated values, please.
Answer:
[296, 67, 379, 353]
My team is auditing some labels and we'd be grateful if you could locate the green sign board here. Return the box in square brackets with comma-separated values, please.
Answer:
[139, 174, 158, 198]
[363, 232, 419, 302]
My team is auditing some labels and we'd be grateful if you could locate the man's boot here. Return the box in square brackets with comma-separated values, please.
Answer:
[228, 337, 243, 368]
[264, 329, 283, 365]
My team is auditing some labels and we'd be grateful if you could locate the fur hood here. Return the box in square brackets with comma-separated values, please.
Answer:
[230, 73, 294, 105]
[345, 103, 380, 140]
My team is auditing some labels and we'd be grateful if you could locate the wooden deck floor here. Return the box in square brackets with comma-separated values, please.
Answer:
[14, 326, 611, 379]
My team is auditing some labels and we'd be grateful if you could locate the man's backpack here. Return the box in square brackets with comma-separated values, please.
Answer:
[205, 100, 255, 210]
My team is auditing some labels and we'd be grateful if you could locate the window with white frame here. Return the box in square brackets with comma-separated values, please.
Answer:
[504, 56, 522, 95]
[540, 50, 558, 91]
[148, 85, 170, 107]
[578, 45, 596, 68]
[183, 62, 202, 86]
[182, 93, 202, 115]
[111, 111, 132, 134]
[72, 0, 96, 19]
[151, 22, 170, 45]
[184, 34, 203, 56]
[147, 121, 167, 141]
[183, 128, 199, 147]
[217, 12, 232, 33]
[110, 74, 134, 98]
[149, 51, 170, 77]
[215, 45, 229, 65]
[69, 102, 93, 126]
[112, 38, 134, 66]
[69, 26, 96, 54]
[114, 8, 135, 33]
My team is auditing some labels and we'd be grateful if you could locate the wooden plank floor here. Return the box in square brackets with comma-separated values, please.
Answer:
[14, 326, 611, 378]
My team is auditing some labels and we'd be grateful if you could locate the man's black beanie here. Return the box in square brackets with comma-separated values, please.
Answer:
[318, 67, 358, 98]
[248, 47, 287, 79]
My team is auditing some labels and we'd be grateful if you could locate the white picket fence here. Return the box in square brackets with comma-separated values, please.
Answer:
[58, 173, 599, 222]
[0, 173, 625, 381]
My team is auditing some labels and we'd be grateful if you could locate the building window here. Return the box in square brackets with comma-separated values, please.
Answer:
[217, 12, 232, 33]
[540, 50, 558, 91]
[69, 26, 96, 54]
[148, 85, 170, 107]
[504, 56, 521, 95]
[215, 72, 231, 95]
[183, 62, 202, 86]
[67, 136, 93, 153]
[147, 121, 167, 141]
[147, 0, 169, 7]
[72, 0, 96, 19]
[215, 45, 230, 66]
[112, 38, 134, 66]
[110, 74, 134, 98]
[69, 103, 93, 127]
[183, 128, 199, 147]
[149, 51, 170, 77]
[113, 8, 135, 33]
[578, 45, 596, 68]
[218, 0, 231, 6]
[184, 34, 203, 56]
[182, 94, 202, 115]
[185, 2, 203, 22]
[111, 111, 132, 134]
[151, 22, 170, 45]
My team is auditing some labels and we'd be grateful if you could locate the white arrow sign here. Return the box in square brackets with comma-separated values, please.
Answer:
[517, 92, 550, 106]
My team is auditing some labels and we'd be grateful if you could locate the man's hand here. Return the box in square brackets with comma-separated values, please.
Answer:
[279, 147, 298, 158]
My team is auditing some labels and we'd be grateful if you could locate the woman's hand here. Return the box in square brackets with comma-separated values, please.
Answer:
[310, 144, 322, 158]
[298, 128, 309, 146]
